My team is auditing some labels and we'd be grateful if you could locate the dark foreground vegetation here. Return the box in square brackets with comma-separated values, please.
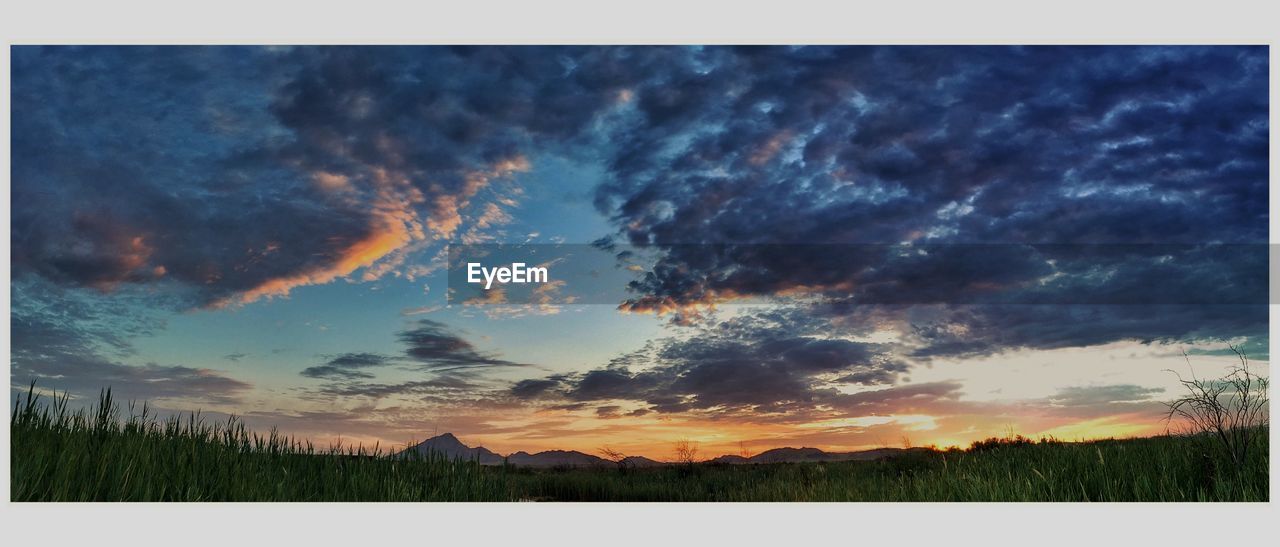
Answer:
[11, 386, 1268, 502]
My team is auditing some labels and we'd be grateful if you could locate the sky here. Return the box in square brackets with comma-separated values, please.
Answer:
[9, 46, 1269, 460]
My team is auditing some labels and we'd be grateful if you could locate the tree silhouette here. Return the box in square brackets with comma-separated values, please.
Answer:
[673, 439, 699, 466]
[1165, 346, 1269, 469]
[598, 446, 628, 473]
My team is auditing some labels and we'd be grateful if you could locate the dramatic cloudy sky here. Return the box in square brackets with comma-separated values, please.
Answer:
[10, 46, 1268, 458]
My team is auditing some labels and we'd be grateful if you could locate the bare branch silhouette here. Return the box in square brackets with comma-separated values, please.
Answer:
[673, 439, 700, 466]
[1164, 346, 1269, 469]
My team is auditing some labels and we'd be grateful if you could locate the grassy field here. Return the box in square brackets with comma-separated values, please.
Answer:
[11, 387, 1268, 502]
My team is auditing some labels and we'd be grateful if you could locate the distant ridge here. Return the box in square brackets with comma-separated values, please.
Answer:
[398, 432, 504, 465]
[508, 450, 610, 468]
[398, 434, 609, 467]
[399, 433, 928, 467]
[619, 455, 664, 467]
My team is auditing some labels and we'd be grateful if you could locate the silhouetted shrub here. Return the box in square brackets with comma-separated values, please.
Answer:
[968, 434, 1037, 452]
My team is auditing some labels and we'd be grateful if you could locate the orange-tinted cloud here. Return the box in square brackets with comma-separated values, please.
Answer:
[213, 156, 529, 307]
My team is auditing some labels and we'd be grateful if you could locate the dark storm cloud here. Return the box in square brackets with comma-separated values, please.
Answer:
[12, 47, 379, 307]
[511, 310, 907, 416]
[905, 304, 1267, 359]
[586, 46, 1266, 355]
[295, 319, 532, 402]
[10, 46, 642, 309]
[833, 381, 966, 415]
[595, 405, 623, 418]
[14, 46, 1264, 311]
[11, 46, 1269, 418]
[397, 319, 528, 371]
[261, 46, 641, 174]
[603, 48, 1265, 240]
[510, 378, 563, 398]
[300, 352, 393, 380]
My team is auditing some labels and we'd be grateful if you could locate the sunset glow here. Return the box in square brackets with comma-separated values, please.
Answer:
[10, 46, 1268, 462]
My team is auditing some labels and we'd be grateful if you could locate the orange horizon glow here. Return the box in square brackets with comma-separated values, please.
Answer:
[249, 410, 1172, 462]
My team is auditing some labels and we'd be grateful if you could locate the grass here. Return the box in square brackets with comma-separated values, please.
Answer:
[11, 387, 510, 501]
[11, 386, 1269, 502]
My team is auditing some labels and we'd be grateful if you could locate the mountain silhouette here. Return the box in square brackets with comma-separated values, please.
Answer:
[619, 455, 664, 467]
[400, 434, 608, 467]
[400, 433, 928, 467]
[399, 432, 504, 465]
[508, 450, 610, 467]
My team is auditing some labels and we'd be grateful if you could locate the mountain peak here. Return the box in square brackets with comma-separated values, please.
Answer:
[402, 433, 921, 467]
[401, 432, 503, 464]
